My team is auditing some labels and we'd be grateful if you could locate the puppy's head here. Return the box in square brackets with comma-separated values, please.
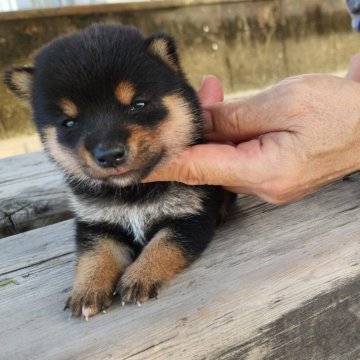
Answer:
[4, 24, 201, 187]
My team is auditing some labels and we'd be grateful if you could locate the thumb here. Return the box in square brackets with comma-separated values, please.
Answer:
[143, 144, 242, 185]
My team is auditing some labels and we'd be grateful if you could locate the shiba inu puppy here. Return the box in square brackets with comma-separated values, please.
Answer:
[4, 24, 235, 320]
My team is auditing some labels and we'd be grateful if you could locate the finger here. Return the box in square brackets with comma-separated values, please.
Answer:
[346, 53, 360, 82]
[203, 82, 297, 143]
[143, 140, 268, 187]
[198, 75, 224, 107]
[197, 75, 224, 133]
[203, 96, 282, 143]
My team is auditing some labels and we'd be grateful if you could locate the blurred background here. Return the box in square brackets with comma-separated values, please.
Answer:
[0, 0, 358, 157]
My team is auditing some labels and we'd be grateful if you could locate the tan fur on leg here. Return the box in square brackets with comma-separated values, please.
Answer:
[66, 237, 133, 319]
[118, 229, 188, 304]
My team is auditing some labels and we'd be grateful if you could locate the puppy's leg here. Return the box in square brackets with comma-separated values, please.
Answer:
[66, 224, 133, 319]
[117, 217, 216, 305]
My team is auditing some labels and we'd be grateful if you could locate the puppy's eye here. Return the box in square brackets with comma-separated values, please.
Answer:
[62, 119, 77, 128]
[130, 100, 147, 112]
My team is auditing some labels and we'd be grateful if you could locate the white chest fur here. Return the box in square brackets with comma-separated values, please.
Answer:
[70, 185, 204, 245]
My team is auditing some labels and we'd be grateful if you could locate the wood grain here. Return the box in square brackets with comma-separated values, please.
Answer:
[1, 174, 360, 359]
[0, 152, 71, 237]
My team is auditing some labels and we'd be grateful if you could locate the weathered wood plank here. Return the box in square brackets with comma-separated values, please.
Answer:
[1, 174, 360, 359]
[0, 220, 74, 276]
[0, 152, 71, 238]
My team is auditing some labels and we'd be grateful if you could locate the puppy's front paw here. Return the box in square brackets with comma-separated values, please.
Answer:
[65, 238, 133, 319]
[65, 287, 112, 320]
[115, 229, 188, 306]
[115, 265, 160, 305]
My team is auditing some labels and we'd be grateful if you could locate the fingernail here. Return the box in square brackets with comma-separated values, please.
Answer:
[200, 74, 210, 87]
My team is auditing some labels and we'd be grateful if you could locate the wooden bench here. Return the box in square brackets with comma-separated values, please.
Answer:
[1, 151, 360, 359]
[0, 152, 71, 238]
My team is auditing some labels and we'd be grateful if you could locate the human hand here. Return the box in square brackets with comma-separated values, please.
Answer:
[145, 61, 360, 204]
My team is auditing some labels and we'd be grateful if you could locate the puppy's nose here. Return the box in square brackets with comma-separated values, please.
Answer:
[93, 144, 127, 168]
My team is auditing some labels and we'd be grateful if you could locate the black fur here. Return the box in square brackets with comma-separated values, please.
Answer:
[4, 24, 235, 318]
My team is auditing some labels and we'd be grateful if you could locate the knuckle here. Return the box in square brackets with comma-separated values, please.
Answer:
[177, 163, 202, 186]
[260, 179, 293, 205]
[279, 84, 310, 120]
[268, 195, 291, 206]
[220, 101, 251, 130]
[280, 76, 310, 97]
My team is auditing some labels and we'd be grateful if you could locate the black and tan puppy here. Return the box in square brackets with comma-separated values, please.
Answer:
[4, 24, 234, 319]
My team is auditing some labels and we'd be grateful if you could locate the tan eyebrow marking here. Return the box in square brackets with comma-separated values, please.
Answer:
[59, 98, 78, 118]
[115, 81, 136, 106]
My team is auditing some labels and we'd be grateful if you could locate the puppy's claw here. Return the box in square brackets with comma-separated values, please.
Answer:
[63, 300, 70, 311]
[116, 278, 161, 306]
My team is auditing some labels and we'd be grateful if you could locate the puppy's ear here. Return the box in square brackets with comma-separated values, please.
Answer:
[3, 66, 34, 101]
[146, 34, 182, 73]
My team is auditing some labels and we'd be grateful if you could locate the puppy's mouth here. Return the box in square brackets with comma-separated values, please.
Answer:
[81, 150, 165, 185]
[109, 167, 131, 176]
[83, 165, 135, 180]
